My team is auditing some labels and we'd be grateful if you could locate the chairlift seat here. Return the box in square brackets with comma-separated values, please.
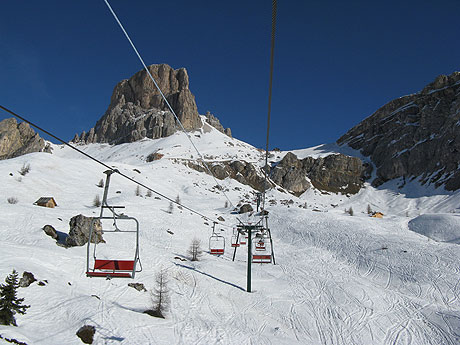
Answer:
[252, 254, 272, 264]
[210, 248, 225, 255]
[87, 259, 135, 278]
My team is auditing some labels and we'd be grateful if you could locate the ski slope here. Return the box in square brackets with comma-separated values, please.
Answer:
[1, 126, 460, 344]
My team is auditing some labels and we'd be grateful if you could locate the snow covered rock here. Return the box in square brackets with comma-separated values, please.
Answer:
[338, 71, 460, 190]
[65, 215, 104, 247]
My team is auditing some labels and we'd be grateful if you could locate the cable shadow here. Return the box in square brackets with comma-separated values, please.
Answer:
[174, 263, 245, 292]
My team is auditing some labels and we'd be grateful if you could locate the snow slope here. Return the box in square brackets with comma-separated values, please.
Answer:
[1, 127, 460, 344]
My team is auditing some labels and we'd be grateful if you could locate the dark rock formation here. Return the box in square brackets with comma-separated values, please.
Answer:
[19, 272, 36, 288]
[75, 64, 221, 145]
[271, 152, 366, 195]
[0, 118, 46, 160]
[338, 71, 460, 190]
[186, 160, 269, 192]
[65, 215, 104, 247]
[204, 111, 232, 137]
[43, 225, 58, 240]
[76, 325, 96, 344]
[239, 203, 254, 214]
[128, 283, 147, 292]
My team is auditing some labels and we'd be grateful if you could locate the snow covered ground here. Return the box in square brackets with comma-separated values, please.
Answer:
[1, 126, 460, 344]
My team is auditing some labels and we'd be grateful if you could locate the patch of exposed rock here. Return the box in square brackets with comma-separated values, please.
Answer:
[19, 272, 36, 288]
[186, 160, 269, 192]
[338, 71, 460, 190]
[204, 111, 231, 137]
[65, 214, 104, 247]
[270, 152, 367, 195]
[74, 64, 229, 145]
[0, 118, 47, 160]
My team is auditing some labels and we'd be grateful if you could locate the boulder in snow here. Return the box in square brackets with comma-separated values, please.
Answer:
[66, 215, 104, 247]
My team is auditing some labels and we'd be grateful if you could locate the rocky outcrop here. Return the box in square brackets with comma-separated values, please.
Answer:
[338, 71, 460, 190]
[186, 153, 365, 195]
[186, 160, 269, 192]
[65, 215, 104, 247]
[0, 118, 46, 160]
[271, 152, 367, 195]
[19, 272, 36, 288]
[204, 111, 232, 137]
[75, 64, 206, 145]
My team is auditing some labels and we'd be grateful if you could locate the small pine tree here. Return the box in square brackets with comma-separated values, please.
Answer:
[168, 202, 173, 214]
[0, 270, 30, 326]
[93, 195, 101, 207]
[224, 200, 229, 208]
[135, 185, 142, 197]
[148, 270, 169, 318]
[349, 207, 354, 216]
[188, 238, 202, 261]
[146, 189, 152, 197]
[18, 163, 30, 176]
[367, 204, 373, 215]
[97, 179, 104, 188]
[175, 195, 182, 210]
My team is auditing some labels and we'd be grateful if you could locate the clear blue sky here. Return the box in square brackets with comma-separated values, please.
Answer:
[1, 1, 459, 150]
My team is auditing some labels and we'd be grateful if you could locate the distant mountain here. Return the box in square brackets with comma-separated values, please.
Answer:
[74, 63, 230, 145]
[338, 71, 460, 190]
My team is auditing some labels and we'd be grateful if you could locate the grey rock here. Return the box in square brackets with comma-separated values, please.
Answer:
[338, 71, 460, 190]
[43, 224, 58, 240]
[186, 160, 269, 192]
[271, 152, 365, 195]
[75, 64, 205, 145]
[0, 118, 46, 160]
[19, 271, 36, 287]
[65, 215, 104, 247]
[205, 111, 232, 137]
[239, 204, 254, 214]
[128, 283, 147, 292]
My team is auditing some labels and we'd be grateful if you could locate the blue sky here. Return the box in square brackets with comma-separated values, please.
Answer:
[1, 1, 459, 150]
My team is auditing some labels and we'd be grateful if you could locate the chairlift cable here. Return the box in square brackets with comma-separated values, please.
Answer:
[103, 0, 235, 210]
[262, 0, 277, 210]
[0, 104, 232, 228]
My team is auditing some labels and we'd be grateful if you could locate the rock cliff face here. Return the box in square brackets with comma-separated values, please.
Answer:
[0, 118, 46, 160]
[271, 152, 367, 195]
[186, 152, 366, 195]
[75, 64, 223, 144]
[338, 72, 460, 190]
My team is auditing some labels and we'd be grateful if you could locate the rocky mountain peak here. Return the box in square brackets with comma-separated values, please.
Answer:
[75, 64, 230, 145]
[0, 118, 48, 160]
[338, 71, 460, 190]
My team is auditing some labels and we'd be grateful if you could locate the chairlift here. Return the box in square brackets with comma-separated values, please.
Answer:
[86, 216, 141, 278]
[86, 170, 142, 279]
[209, 222, 225, 255]
[209, 234, 225, 255]
[255, 239, 266, 251]
[252, 236, 272, 264]
[231, 235, 240, 247]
